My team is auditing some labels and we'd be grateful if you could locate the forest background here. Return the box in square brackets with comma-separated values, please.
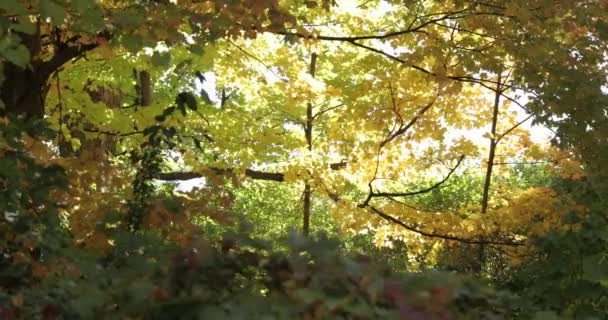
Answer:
[0, 0, 607, 319]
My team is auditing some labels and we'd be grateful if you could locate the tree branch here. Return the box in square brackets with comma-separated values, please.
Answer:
[156, 168, 285, 182]
[368, 206, 524, 246]
[227, 40, 287, 83]
[276, 8, 471, 42]
[40, 40, 102, 81]
[83, 128, 144, 137]
[156, 159, 351, 183]
[312, 103, 346, 119]
[380, 97, 436, 148]
[367, 155, 465, 199]
[495, 114, 533, 143]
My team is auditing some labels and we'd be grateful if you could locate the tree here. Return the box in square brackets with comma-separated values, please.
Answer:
[0, 0, 295, 117]
[1, 0, 607, 318]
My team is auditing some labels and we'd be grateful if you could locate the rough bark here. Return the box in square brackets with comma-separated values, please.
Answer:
[139, 70, 152, 106]
[1, 31, 101, 118]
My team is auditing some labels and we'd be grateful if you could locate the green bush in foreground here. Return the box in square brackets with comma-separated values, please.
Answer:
[2, 224, 519, 319]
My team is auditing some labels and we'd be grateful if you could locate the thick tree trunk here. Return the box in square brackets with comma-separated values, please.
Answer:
[1, 31, 100, 118]
[1, 62, 48, 117]
[1, 28, 47, 118]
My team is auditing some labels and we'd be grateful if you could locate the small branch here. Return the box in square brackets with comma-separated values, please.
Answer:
[493, 156, 570, 166]
[431, 21, 496, 39]
[83, 128, 144, 137]
[227, 40, 287, 83]
[345, 40, 515, 92]
[387, 82, 405, 133]
[55, 71, 64, 145]
[367, 155, 465, 199]
[380, 97, 436, 148]
[386, 196, 436, 213]
[368, 205, 524, 246]
[495, 114, 533, 143]
[312, 103, 345, 120]
[346, 39, 409, 64]
[40, 32, 110, 81]
[276, 8, 470, 42]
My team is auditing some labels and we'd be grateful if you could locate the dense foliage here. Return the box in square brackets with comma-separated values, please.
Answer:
[1, 0, 607, 319]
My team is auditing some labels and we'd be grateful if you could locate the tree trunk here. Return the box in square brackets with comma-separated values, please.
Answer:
[1, 31, 100, 118]
[302, 52, 317, 236]
[481, 72, 502, 215]
[1, 63, 48, 117]
[475, 72, 503, 274]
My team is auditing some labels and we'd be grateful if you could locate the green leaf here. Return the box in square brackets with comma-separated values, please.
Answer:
[188, 44, 205, 56]
[533, 311, 559, 320]
[151, 51, 171, 67]
[113, 10, 144, 27]
[76, 8, 105, 32]
[0, 18, 10, 35]
[1, 43, 30, 67]
[583, 254, 608, 283]
[294, 288, 322, 304]
[121, 34, 143, 52]
[0, 1, 28, 15]
[70, 287, 105, 318]
[71, 0, 96, 12]
[12, 17, 36, 35]
[40, 0, 66, 24]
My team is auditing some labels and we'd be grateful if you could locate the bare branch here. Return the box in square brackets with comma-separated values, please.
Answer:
[493, 155, 570, 166]
[156, 168, 285, 182]
[276, 8, 470, 42]
[40, 32, 111, 81]
[368, 205, 524, 246]
[157, 160, 350, 182]
[367, 155, 465, 199]
[83, 128, 144, 137]
[495, 114, 533, 143]
[312, 103, 346, 119]
[380, 97, 436, 148]
[227, 40, 287, 83]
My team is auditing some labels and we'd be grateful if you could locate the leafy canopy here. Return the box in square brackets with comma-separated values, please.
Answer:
[1, 0, 607, 319]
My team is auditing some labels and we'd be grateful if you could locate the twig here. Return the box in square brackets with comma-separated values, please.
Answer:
[368, 205, 524, 246]
[365, 155, 465, 199]
[495, 114, 533, 143]
[227, 40, 287, 83]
